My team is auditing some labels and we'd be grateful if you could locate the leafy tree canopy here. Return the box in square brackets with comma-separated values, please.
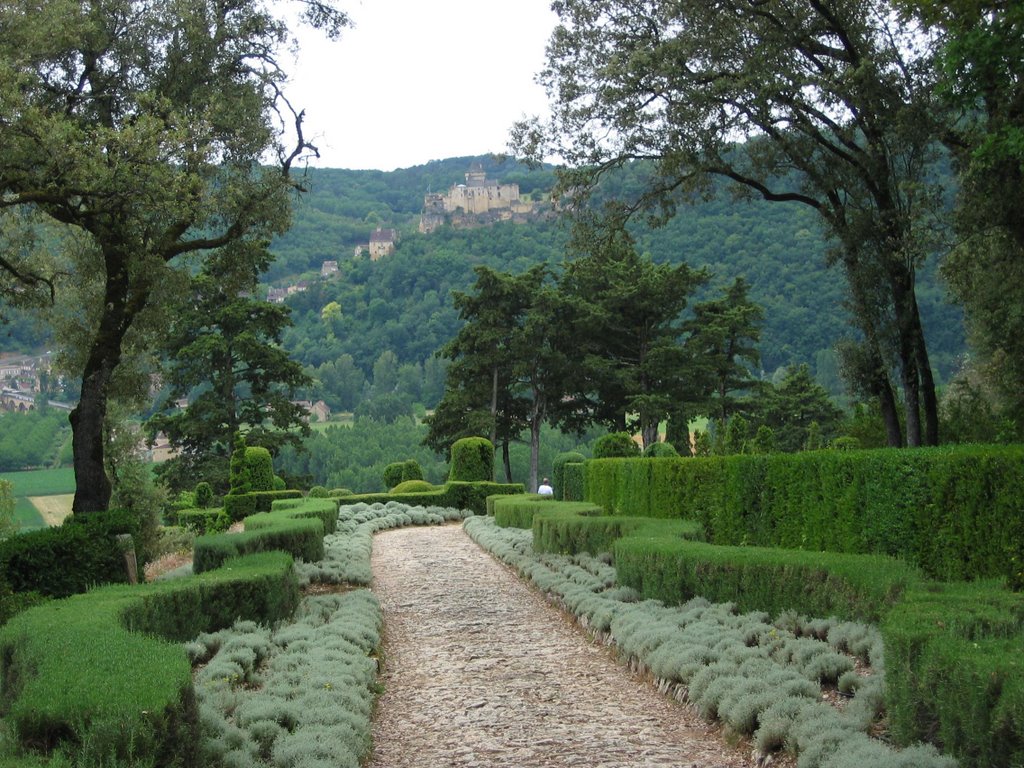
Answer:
[0, 0, 347, 512]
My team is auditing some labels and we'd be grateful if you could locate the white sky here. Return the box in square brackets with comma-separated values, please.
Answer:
[285, 0, 559, 171]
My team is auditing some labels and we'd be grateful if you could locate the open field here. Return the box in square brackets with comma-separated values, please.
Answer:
[307, 413, 355, 433]
[13, 496, 44, 529]
[29, 495, 74, 527]
[2, 468, 76, 530]
[0, 467, 76, 497]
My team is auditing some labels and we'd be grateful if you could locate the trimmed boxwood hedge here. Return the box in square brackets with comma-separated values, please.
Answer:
[532, 507, 704, 557]
[249, 489, 304, 512]
[882, 581, 1024, 766]
[0, 551, 298, 767]
[383, 458, 425, 489]
[583, 446, 1024, 582]
[192, 498, 338, 574]
[223, 491, 257, 522]
[343, 481, 524, 516]
[0, 509, 141, 598]
[613, 535, 921, 625]
[244, 446, 274, 491]
[562, 462, 585, 501]
[176, 507, 230, 536]
[592, 431, 641, 458]
[491, 494, 574, 529]
[551, 451, 585, 501]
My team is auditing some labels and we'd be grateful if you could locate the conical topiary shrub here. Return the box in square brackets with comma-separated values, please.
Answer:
[245, 447, 274, 492]
[448, 437, 494, 482]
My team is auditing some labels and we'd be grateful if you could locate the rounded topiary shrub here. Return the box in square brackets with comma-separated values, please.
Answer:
[245, 447, 275, 491]
[329, 488, 353, 497]
[593, 432, 641, 459]
[448, 437, 494, 482]
[391, 480, 436, 494]
[272, 475, 286, 491]
[644, 441, 679, 458]
[194, 482, 214, 508]
[308, 485, 330, 498]
[382, 462, 405, 489]
[401, 459, 424, 482]
[552, 451, 586, 501]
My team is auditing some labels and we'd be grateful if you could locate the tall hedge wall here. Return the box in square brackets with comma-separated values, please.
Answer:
[583, 446, 1024, 582]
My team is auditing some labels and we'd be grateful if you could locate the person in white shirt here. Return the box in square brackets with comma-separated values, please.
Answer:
[537, 477, 554, 497]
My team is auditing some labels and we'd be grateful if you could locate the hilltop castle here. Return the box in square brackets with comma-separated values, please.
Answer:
[419, 162, 538, 233]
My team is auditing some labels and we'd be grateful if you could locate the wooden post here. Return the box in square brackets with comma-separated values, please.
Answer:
[116, 533, 138, 584]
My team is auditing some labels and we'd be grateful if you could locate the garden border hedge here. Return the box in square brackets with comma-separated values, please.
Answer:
[613, 535, 921, 624]
[882, 581, 1024, 765]
[342, 481, 524, 516]
[192, 497, 339, 574]
[0, 509, 142, 598]
[533, 507, 704, 557]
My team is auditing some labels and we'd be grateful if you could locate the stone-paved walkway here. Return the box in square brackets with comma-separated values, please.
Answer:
[367, 523, 758, 768]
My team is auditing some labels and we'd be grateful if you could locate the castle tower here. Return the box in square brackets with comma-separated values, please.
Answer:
[465, 161, 487, 187]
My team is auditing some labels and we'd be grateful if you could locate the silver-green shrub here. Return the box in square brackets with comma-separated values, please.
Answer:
[293, 501, 470, 586]
[193, 590, 382, 768]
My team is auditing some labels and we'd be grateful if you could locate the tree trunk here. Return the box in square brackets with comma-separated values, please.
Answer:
[862, 334, 903, 447]
[900, 361, 922, 447]
[528, 388, 544, 493]
[70, 372, 113, 513]
[917, 342, 939, 446]
[502, 439, 512, 483]
[70, 249, 138, 514]
[489, 365, 498, 447]
[641, 416, 658, 450]
[878, 374, 903, 448]
[890, 266, 923, 447]
[909, 294, 939, 445]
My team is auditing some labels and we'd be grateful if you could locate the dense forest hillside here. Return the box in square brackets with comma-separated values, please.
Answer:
[270, 156, 963, 400]
[1, 154, 963, 404]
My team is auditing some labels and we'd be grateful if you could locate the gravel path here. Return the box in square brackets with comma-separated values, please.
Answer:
[367, 523, 758, 768]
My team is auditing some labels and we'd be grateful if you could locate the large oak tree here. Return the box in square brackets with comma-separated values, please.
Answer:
[914, 1, 1024, 431]
[0, 0, 346, 512]
[516, 0, 945, 446]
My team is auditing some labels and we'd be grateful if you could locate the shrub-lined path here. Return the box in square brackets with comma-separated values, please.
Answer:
[368, 523, 762, 768]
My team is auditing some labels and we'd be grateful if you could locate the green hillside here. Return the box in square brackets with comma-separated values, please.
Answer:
[269, 157, 964, 397]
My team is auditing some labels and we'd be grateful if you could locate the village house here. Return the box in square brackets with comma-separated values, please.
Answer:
[368, 227, 398, 260]
[292, 399, 331, 423]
